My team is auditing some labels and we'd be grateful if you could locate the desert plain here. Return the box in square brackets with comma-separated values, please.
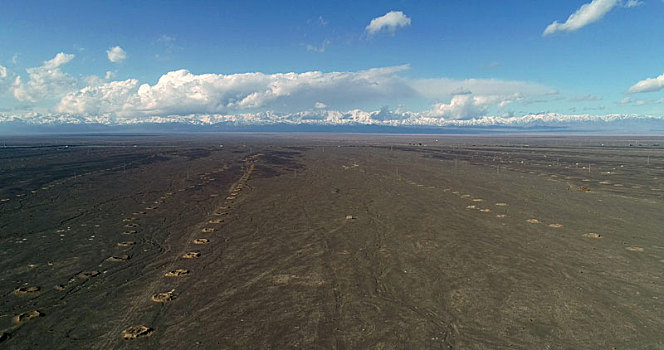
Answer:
[1, 134, 663, 349]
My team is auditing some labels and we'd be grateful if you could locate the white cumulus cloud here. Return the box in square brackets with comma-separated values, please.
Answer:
[543, 0, 619, 36]
[0, 65, 7, 79]
[425, 94, 524, 120]
[56, 79, 139, 115]
[366, 11, 411, 36]
[107, 46, 127, 63]
[12, 52, 77, 102]
[628, 73, 664, 93]
[56, 66, 417, 118]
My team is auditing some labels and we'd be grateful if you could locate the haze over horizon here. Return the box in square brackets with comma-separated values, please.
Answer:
[1, 0, 663, 132]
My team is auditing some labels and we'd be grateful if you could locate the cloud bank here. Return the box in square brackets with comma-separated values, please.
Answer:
[366, 11, 411, 35]
[56, 65, 420, 117]
[51, 65, 556, 121]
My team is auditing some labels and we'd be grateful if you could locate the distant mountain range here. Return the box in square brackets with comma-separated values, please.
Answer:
[1, 110, 662, 135]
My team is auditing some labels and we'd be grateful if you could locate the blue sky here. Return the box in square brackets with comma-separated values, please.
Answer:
[1, 0, 663, 128]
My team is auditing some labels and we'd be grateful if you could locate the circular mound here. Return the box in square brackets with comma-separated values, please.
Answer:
[208, 219, 223, 224]
[117, 241, 136, 247]
[165, 269, 189, 277]
[548, 223, 563, 228]
[13, 286, 40, 296]
[151, 290, 175, 303]
[12, 310, 42, 324]
[526, 219, 541, 224]
[121, 325, 153, 339]
[582, 233, 601, 239]
[201, 228, 215, 233]
[182, 251, 201, 259]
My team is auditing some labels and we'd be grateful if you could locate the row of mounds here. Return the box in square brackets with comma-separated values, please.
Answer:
[442, 177, 647, 256]
[6, 161, 234, 344]
[121, 157, 261, 341]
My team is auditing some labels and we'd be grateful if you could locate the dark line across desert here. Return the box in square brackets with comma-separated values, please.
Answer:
[1, 133, 663, 349]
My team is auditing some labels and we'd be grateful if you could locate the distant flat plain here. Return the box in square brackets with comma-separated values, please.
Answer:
[1, 134, 663, 349]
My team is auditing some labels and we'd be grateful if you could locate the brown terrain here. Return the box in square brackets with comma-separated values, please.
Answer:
[1, 134, 663, 349]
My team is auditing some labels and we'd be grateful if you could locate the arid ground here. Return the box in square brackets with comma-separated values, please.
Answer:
[1, 134, 663, 349]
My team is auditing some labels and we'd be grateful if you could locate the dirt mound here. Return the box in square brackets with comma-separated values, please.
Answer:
[12, 311, 43, 324]
[165, 269, 190, 277]
[13, 286, 40, 296]
[193, 238, 209, 245]
[151, 290, 175, 303]
[583, 233, 602, 239]
[106, 255, 130, 262]
[121, 325, 153, 339]
[182, 252, 201, 259]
